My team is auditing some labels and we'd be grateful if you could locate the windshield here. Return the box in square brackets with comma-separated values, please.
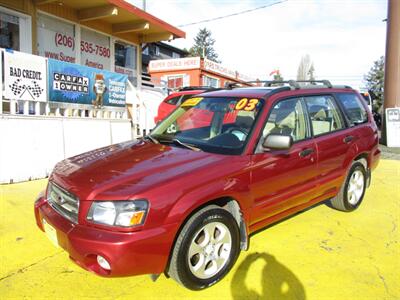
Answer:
[151, 97, 264, 155]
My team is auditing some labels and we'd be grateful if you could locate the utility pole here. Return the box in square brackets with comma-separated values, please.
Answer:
[142, 0, 146, 11]
[383, 0, 400, 146]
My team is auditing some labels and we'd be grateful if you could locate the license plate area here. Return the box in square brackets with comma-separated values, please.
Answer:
[42, 218, 59, 248]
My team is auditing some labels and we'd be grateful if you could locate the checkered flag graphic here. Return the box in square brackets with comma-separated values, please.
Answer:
[9, 79, 24, 96]
[28, 81, 44, 98]
[8, 79, 43, 100]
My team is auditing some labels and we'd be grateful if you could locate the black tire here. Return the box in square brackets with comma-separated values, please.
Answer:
[330, 161, 367, 212]
[168, 205, 240, 290]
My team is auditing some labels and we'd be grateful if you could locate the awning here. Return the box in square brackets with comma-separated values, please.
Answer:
[35, 0, 186, 43]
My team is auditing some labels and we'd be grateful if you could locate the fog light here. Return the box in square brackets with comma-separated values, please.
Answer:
[97, 255, 111, 270]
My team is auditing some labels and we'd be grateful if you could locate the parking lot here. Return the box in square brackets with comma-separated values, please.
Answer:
[0, 159, 399, 300]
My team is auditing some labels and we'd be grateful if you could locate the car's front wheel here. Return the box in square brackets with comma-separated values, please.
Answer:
[168, 205, 240, 290]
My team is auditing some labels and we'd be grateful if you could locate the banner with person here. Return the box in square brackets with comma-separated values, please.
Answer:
[3, 49, 47, 102]
[48, 59, 127, 107]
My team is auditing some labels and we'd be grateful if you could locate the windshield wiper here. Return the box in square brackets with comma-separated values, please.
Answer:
[145, 135, 159, 144]
[172, 139, 202, 151]
[161, 138, 202, 151]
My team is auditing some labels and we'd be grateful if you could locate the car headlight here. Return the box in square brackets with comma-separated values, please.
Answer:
[87, 200, 148, 227]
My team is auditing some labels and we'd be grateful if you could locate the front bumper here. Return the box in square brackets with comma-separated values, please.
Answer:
[34, 196, 178, 277]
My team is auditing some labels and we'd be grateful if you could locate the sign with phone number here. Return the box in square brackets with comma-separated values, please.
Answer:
[80, 41, 110, 58]
[80, 28, 111, 70]
[55, 33, 112, 58]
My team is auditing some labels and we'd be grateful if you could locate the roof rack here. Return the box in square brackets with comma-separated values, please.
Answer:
[177, 86, 218, 91]
[226, 80, 334, 90]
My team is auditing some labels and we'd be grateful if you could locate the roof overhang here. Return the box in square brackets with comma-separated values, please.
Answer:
[34, 0, 186, 43]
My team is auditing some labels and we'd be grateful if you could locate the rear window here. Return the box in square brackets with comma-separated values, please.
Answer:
[165, 96, 181, 105]
[336, 93, 368, 125]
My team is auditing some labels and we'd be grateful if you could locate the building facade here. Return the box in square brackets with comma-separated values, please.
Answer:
[0, 0, 185, 183]
[0, 0, 185, 87]
[142, 42, 188, 73]
[148, 57, 254, 89]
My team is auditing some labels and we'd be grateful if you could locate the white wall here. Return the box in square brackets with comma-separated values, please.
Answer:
[138, 87, 167, 133]
[0, 115, 132, 183]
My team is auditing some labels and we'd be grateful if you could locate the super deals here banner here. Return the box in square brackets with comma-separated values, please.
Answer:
[48, 59, 127, 107]
[4, 49, 47, 102]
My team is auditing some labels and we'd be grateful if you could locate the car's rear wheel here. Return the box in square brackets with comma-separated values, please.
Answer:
[168, 205, 240, 290]
[330, 161, 367, 212]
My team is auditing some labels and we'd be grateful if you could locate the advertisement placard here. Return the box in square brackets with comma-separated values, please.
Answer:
[80, 28, 111, 70]
[37, 13, 76, 63]
[149, 57, 201, 72]
[48, 59, 127, 107]
[386, 107, 400, 147]
[4, 49, 47, 102]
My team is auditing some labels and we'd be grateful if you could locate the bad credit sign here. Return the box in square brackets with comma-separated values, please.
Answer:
[4, 50, 47, 102]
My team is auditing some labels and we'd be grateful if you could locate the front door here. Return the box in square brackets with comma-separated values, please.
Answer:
[249, 97, 318, 226]
[303, 94, 351, 197]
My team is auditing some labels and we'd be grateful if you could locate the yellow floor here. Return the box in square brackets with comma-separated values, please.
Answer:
[0, 160, 399, 300]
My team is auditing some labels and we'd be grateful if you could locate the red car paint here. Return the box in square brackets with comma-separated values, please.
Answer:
[34, 86, 380, 277]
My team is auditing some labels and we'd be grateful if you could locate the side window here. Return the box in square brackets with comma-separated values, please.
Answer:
[165, 96, 182, 105]
[335, 93, 368, 125]
[304, 95, 345, 136]
[260, 98, 309, 146]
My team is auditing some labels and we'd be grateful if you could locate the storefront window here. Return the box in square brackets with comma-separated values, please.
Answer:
[37, 13, 76, 63]
[80, 28, 111, 70]
[0, 11, 20, 50]
[168, 75, 183, 89]
[115, 41, 137, 85]
[203, 75, 219, 88]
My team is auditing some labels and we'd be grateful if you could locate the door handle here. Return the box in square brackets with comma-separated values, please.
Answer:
[299, 148, 314, 157]
[343, 136, 354, 144]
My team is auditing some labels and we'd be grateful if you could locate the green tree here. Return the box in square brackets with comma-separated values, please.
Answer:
[189, 28, 220, 63]
[364, 56, 385, 111]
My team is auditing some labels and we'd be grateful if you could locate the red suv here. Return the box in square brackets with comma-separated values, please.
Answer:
[34, 80, 380, 290]
[154, 86, 217, 124]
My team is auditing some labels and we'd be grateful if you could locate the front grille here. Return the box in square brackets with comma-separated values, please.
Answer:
[47, 182, 79, 223]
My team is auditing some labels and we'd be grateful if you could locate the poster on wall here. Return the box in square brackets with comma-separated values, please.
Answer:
[3, 50, 47, 102]
[37, 13, 76, 63]
[48, 59, 127, 107]
[80, 28, 111, 70]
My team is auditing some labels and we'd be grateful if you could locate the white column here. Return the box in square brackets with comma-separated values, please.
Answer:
[45, 103, 50, 115]
[10, 100, 16, 114]
[35, 102, 41, 115]
[23, 101, 29, 115]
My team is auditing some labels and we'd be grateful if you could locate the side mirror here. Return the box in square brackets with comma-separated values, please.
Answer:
[262, 134, 293, 150]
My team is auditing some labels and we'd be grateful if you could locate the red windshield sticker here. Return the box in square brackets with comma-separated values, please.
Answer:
[235, 98, 259, 111]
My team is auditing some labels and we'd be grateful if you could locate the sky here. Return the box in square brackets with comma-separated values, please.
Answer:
[127, 0, 388, 88]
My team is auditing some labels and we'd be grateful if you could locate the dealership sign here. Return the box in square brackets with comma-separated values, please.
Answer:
[3, 50, 47, 102]
[149, 57, 201, 72]
[48, 59, 127, 107]
[203, 58, 237, 79]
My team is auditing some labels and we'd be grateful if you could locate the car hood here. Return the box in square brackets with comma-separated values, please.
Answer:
[51, 140, 227, 200]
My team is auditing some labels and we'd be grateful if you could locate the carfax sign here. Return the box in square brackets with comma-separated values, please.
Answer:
[48, 59, 127, 107]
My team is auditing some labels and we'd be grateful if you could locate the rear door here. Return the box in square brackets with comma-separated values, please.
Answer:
[303, 94, 353, 197]
[249, 97, 318, 225]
